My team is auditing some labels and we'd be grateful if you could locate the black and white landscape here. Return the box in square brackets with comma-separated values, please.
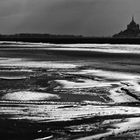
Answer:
[0, 42, 140, 139]
[1, 0, 140, 139]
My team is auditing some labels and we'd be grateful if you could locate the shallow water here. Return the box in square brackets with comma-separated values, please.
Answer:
[2, 91, 60, 101]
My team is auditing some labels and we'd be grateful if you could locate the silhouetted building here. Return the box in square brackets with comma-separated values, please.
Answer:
[113, 17, 140, 38]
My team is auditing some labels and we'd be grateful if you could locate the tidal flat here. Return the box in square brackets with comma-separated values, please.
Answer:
[0, 42, 140, 139]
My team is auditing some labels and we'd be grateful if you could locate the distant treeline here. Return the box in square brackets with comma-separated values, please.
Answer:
[0, 33, 83, 38]
[0, 33, 140, 44]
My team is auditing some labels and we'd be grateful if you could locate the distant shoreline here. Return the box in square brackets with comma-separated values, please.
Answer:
[1, 36, 140, 44]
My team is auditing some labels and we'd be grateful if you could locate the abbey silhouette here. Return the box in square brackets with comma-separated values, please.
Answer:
[113, 17, 140, 38]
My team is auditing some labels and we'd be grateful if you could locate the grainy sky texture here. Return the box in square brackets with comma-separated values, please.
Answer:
[0, 0, 140, 36]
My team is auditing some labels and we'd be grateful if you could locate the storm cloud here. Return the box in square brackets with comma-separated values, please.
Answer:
[0, 0, 140, 36]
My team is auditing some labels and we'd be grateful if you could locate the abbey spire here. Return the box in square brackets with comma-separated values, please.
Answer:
[132, 16, 134, 22]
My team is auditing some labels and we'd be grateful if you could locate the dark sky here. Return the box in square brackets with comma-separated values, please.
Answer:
[0, 0, 140, 36]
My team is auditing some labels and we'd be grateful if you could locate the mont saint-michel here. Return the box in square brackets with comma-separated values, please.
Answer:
[113, 17, 140, 38]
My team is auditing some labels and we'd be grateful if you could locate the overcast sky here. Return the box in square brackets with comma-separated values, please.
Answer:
[0, 0, 140, 36]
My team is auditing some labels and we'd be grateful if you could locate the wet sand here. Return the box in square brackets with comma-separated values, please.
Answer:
[0, 42, 140, 139]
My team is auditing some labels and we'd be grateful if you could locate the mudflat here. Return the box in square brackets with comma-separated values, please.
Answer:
[0, 42, 140, 140]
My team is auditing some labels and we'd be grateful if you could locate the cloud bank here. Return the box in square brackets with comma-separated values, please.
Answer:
[0, 0, 140, 36]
